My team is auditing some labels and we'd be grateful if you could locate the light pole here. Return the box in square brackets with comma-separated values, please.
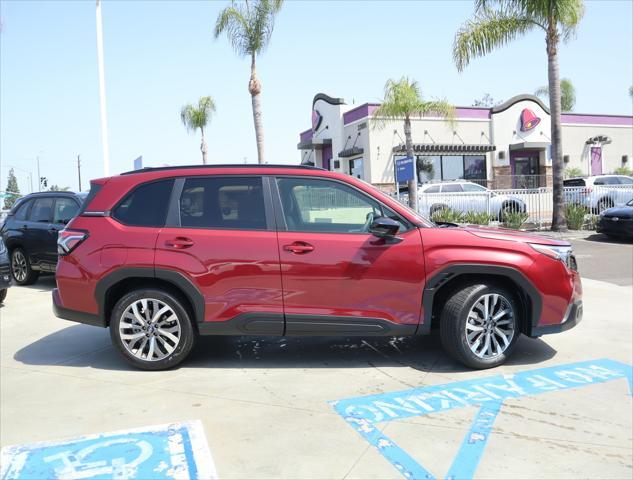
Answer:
[37, 155, 41, 191]
[96, 0, 110, 176]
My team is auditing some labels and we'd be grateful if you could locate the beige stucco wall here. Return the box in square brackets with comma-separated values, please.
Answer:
[560, 123, 633, 175]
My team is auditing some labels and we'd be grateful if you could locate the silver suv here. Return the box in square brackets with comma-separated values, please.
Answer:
[563, 175, 633, 212]
[418, 181, 526, 219]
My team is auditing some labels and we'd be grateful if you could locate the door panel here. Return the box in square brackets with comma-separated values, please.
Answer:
[25, 197, 54, 267]
[278, 229, 425, 326]
[274, 176, 425, 328]
[155, 175, 283, 327]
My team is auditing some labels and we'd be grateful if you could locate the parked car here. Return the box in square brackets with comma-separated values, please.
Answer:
[0, 191, 87, 285]
[0, 238, 10, 303]
[563, 175, 633, 213]
[417, 181, 526, 219]
[596, 198, 633, 239]
[53, 165, 581, 371]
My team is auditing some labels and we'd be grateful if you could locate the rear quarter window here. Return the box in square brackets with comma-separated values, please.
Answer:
[112, 179, 174, 227]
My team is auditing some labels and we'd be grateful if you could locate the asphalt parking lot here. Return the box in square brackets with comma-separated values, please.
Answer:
[1, 233, 631, 479]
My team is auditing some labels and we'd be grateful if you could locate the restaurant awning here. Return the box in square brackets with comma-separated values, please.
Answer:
[338, 147, 364, 158]
[392, 143, 496, 154]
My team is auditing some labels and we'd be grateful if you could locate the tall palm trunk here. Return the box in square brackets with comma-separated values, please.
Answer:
[547, 25, 566, 231]
[404, 115, 418, 211]
[249, 54, 265, 164]
[200, 128, 208, 165]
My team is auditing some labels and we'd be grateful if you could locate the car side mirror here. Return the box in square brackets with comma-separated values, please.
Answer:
[369, 217, 400, 238]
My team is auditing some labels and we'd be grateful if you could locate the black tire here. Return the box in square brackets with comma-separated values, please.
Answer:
[440, 283, 520, 369]
[0, 289, 6, 304]
[110, 289, 197, 371]
[10, 248, 39, 286]
[500, 202, 520, 222]
[597, 197, 614, 213]
[430, 204, 448, 216]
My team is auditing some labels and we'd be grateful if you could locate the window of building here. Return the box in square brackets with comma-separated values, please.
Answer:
[113, 179, 174, 227]
[276, 177, 403, 234]
[53, 198, 79, 225]
[29, 197, 54, 223]
[415, 155, 487, 184]
[179, 176, 267, 230]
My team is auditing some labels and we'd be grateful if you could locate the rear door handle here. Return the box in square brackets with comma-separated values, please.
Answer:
[283, 242, 314, 254]
[165, 237, 194, 249]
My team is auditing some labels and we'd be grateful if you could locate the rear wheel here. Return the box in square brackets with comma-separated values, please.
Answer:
[440, 284, 520, 369]
[110, 289, 196, 370]
[597, 197, 614, 213]
[10, 248, 39, 286]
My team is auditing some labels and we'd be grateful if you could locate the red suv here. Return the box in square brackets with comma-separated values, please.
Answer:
[53, 165, 582, 370]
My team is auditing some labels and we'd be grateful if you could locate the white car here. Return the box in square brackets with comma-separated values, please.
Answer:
[563, 175, 633, 212]
[417, 181, 526, 219]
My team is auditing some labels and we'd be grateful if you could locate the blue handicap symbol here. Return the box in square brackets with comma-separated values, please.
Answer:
[0, 420, 216, 480]
[330, 358, 633, 480]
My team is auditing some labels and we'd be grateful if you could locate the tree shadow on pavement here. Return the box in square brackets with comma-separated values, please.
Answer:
[13, 324, 557, 373]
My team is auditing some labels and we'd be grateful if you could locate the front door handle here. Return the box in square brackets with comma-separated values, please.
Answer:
[283, 242, 314, 254]
[165, 237, 194, 249]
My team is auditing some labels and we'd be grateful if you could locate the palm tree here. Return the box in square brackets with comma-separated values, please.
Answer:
[536, 78, 576, 111]
[453, 0, 585, 231]
[214, 0, 284, 164]
[373, 77, 455, 211]
[181, 96, 216, 164]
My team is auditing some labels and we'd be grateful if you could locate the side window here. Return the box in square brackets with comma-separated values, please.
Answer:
[593, 178, 605, 185]
[53, 198, 79, 225]
[276, 177, 397, 233]
[425, 185, 440, 193]
[13, 200, 31, 221]
[618, 176, 633, 185]
[113, 179, 174, 227]
[442, 184, 463, 193]
[462, 183, 486, 192]
[29, 198, 54, 223]
[179, 176, 266, 230]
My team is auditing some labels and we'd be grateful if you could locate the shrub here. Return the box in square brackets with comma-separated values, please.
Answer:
[564, 166, 584, 178]
[431, 207, 464, 224]
[585, 214, 599, 231]
[565, 204, 586, 230]
[612, 166, 633, 176]
[502, 210, 529, 230]
[463, 210, 491, 225]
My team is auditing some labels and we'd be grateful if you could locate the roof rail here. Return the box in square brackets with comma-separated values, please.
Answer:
[120, 164, 324, 175]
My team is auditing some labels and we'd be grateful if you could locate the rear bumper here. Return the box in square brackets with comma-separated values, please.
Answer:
[52, 288, 105, 327]
[530, 300, 583, 336]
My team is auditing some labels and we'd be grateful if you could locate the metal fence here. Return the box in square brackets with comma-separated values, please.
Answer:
[395, 185, 633, 229]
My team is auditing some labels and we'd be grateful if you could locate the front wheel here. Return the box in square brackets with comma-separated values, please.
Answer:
[440, 284, 520, 369]
[110, 289, 196, 370]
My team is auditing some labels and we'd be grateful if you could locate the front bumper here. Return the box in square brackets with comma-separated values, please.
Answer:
[596, 217, 633, 237]
[530, 300, 583, 336]
[52, 288, 105, 327]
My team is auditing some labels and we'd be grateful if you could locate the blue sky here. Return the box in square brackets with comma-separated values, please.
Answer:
[1, 0, 632, 194]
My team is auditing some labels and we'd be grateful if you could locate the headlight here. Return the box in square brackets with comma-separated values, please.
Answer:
[530, 244, 577, 271]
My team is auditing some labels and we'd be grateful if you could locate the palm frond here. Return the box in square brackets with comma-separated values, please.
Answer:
[453, 6, 537, 71]
[214, 5, 252, 56]
[181, 96, 216, 134]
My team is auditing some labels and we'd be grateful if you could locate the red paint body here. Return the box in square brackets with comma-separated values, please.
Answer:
[54, 166, 581, 334]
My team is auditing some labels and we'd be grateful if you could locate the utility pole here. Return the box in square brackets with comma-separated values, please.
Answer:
[96, 0, 110, 176]
[77, 155, 82, 191]
[37, 155, 41, 192]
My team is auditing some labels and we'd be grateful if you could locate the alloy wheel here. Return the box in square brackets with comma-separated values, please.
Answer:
[118, 298, 181, 362]
[465, 293, 515, 359]
[11, 251, 27, 283]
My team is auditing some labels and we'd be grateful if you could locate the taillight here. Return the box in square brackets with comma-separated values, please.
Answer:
[57, 229, 88, 255]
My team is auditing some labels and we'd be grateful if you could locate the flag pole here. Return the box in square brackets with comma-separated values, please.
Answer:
[95, 0, 110, 176]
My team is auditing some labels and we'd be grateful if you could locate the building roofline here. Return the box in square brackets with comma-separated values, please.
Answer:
[312, 93, 345, 106]
[491, 94, 550, 114]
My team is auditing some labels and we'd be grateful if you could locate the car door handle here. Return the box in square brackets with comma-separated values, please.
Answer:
[20, 224, 28, 230]
[165, 237, 194, 249]
[283, 242, 314, 254]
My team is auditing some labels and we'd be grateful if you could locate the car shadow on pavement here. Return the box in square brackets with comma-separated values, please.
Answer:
[584, 233, 633, 244]
[13, 275, 57, 292]
[13, 325, 557, 374]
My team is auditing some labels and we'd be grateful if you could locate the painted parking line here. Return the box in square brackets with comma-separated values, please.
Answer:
[0, 420, 216, 480]
[330, 358, 633, 480]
